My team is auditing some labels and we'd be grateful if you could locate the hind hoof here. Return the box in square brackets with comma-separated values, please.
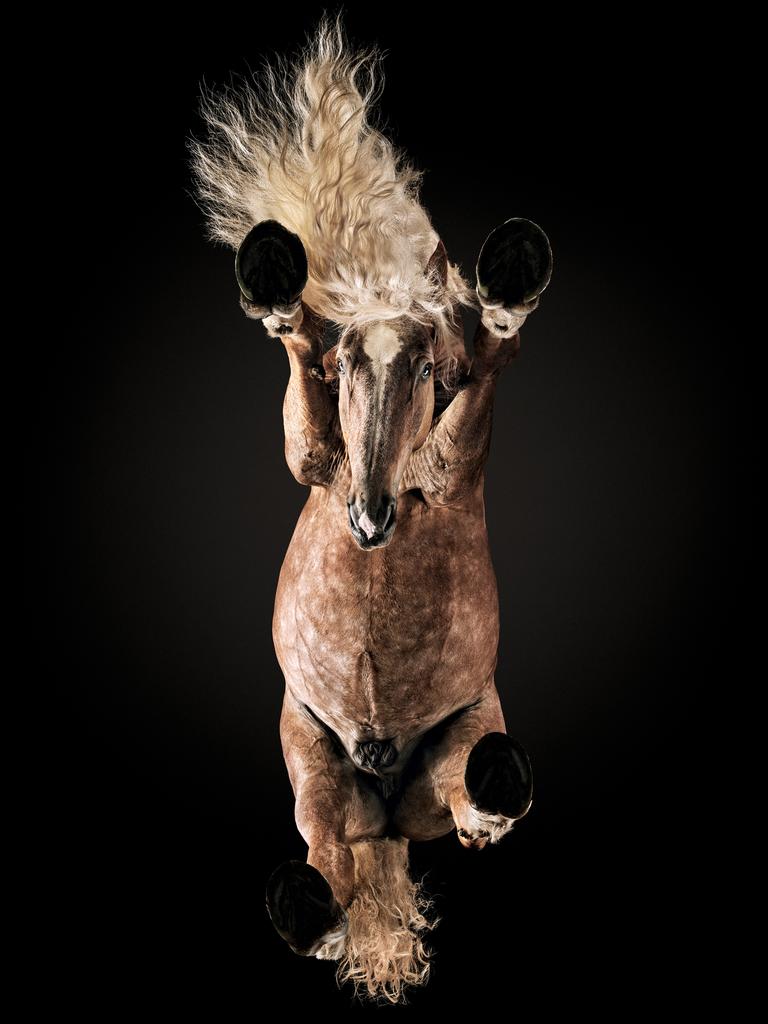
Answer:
[465, 731, 533, 821]
[235, 220, 308, 318]
[457, 826, 490, 850]
[476, 217, 552, 309]
[266, 860, 348, 958]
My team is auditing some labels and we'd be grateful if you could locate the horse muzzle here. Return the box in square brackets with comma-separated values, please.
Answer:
[348, 495, 397, 549]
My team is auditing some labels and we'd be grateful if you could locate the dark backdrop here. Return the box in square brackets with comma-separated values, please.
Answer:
[37, 7, 720, 1013]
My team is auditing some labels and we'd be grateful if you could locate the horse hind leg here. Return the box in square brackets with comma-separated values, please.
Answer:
[337, 835, 438, 1004]
[392, 685, 533, 850]
[268, 692, 437, 1001]
[266, 689, 387, 959]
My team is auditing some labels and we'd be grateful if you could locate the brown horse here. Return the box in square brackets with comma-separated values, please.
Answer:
[189, 12, 551, 1003]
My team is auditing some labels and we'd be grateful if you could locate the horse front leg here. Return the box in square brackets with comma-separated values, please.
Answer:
[235, 220, 344, 488]
[266, 687, 387, 959]
[392, 686, 533, 849]
[402, 218, 551, 506]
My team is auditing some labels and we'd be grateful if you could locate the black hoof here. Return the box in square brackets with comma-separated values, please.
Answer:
[476, 218, 552, 308]
[235, 220, 308, 310]
[266, 860, 346, 957]
[465, 732, 533, 820]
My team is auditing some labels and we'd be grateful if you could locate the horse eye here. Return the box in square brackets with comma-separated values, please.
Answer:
[337, 357, 345, 375]
[421, 363, 433, 379]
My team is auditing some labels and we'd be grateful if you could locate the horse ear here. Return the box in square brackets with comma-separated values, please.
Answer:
[425, 238, 449, 291]
[322, 341, 340, 381]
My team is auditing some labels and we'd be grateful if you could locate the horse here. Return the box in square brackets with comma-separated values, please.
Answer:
[188, 11, 552, 1004]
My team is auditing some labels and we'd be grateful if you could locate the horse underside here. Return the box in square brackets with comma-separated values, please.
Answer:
[190, 10, 552, 1006]
[236, 207, 547, 1000]
[229, 208, 545, 1003]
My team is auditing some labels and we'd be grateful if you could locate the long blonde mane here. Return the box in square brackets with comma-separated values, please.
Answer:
[187, 9, 479, 389]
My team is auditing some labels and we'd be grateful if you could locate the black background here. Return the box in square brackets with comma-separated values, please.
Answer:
[37, 6, 721, 1013]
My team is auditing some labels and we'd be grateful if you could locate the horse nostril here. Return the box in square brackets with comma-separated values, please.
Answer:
[382, 499, 396, 532]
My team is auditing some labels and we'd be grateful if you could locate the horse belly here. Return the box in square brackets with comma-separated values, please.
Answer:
[272, 494, 499, 752]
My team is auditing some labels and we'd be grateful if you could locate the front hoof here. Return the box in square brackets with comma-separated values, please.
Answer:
[266, 860, 348, 958]
[465, 732, 533, 821]
[476, 217, 552, 309]
[235, 219, 308, 314]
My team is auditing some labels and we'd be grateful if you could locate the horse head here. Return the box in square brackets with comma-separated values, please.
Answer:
[328, 241, 455, 550]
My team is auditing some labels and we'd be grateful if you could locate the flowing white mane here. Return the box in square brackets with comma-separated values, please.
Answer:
[187, 10, 479, 387]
